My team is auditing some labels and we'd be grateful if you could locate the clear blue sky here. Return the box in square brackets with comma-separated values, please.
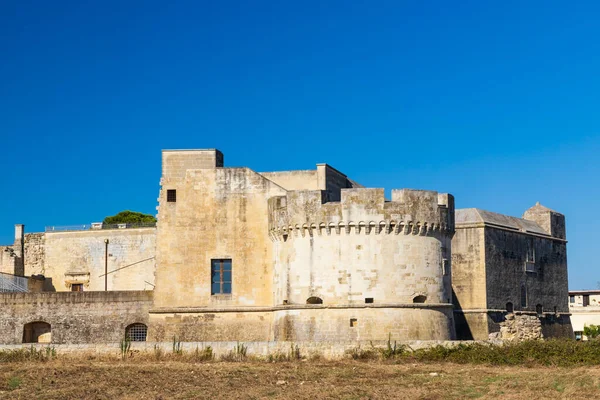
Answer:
[1, 1, 598, 289]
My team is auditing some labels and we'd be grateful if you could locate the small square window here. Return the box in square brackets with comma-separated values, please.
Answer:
[350, 318, 357, 327]
[167, 189, 177, 203]
[71, 284, 83, 292]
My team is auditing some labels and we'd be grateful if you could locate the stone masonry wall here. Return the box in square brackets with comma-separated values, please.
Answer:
[0, 245, 16, 275]
[40, 228, 156, 291]
[24, 233, 45, 275]
[484, 228, 568, 314]
[0, 291, 153, 344]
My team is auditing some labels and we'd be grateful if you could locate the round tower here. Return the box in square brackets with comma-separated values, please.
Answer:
[269, 188, 456, 341]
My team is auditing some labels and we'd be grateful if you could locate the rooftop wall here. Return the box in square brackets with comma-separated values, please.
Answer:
[161, 149, 224, 180]
[28, 228, 156, 291]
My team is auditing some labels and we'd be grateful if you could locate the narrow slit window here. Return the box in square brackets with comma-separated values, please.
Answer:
[520, 285, 527, 308]
[211, 259, 232, 295]
[167, 189, 177, 203]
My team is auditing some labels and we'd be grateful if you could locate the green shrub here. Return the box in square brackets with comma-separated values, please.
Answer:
[267, 344, 302, 362]
[406, 339, 600, 367]
[192, 345, 214, 362]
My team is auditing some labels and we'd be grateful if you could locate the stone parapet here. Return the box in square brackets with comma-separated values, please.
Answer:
[268, 188, 454, 240]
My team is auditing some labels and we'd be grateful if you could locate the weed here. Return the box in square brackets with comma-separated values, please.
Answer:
[172, 336, 183, 355]
[346, 345, 378, 360]
[7, 376, 21, 390]
[266, 344, 302, 362]
[378, 334, 408, 359]
[221, 342, 247, 362]
[153, 344, 164, 361]
[120, 335, 131, 360]
[193, 345, 214, 362]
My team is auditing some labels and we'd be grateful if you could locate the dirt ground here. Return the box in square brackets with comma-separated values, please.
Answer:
[1, 359, 600, 399]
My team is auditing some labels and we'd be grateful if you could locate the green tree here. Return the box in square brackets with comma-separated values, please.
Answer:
[103, 210, 156, 225]
[583, 324, 600, 340]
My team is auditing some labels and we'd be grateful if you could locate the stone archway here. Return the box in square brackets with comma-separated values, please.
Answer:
[22, 321, 51, 343]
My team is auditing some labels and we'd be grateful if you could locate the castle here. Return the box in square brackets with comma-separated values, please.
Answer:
[0, 149, 572, 344]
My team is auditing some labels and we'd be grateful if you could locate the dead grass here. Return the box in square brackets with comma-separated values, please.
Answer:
[2, 359, 600, 399]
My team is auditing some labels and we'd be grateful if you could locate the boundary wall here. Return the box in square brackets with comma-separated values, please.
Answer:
[0, 340, 495, 359]
[0, 291, 153, 344]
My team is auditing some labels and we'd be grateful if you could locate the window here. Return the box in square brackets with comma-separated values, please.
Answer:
[167, 189, 177, 202]
[526, 238, 535, 262]
[365, 298, 374, 304]
[506, 302, 514, 313]
[525, 238, 535, 272]
[71, 284, 83, 292]
[583, 295, 590, 307]
[350, 318, 357, 327]
[413, 295, 427, 304]
[520, 285, 527, 308]
[569, 295, 575, 303]
[442, 259, 449, 276]
[211, 259, 232, 295]
[306, 296, 323, 304]
[126, 323, 147, 342]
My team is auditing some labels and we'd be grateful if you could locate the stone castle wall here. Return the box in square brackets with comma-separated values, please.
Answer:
[15, 229, 156, 292]
[0, 291, 153, 344]
[269, 188, 454, 307]
[268, 187, 456, 340]
[24, 233, 45, 275]
[0, 245, 16, 275]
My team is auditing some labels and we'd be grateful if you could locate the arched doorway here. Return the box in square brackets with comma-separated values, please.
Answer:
[23, 321, 51, 343]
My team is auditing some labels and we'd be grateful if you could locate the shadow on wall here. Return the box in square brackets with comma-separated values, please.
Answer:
[452, 288, 474, 340]
[42, 277, 56, 292]
[23, 321, 51, 343]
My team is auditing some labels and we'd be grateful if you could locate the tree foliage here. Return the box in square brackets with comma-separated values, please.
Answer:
[584, 324, 600, 340]
[103, 210, 156, 225]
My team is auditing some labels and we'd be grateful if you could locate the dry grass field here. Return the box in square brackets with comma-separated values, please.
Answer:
[2, 359, 600, 399]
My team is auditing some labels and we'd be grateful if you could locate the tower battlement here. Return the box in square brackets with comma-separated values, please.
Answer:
[268, 188, 454, 240]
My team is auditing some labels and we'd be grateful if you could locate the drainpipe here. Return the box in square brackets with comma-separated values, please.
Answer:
[104, 239, 109, 291]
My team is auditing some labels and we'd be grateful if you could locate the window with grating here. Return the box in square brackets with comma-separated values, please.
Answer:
[167, 189, 177, 202]
[126, 323, 148, 342]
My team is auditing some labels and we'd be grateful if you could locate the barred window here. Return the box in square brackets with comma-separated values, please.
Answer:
[126, 323, 147, 342]
[211, 259, 232, 295]
[167, 189, 177, 203]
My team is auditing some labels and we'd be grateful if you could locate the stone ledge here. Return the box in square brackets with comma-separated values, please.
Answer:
[150, 303, 454, 314]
